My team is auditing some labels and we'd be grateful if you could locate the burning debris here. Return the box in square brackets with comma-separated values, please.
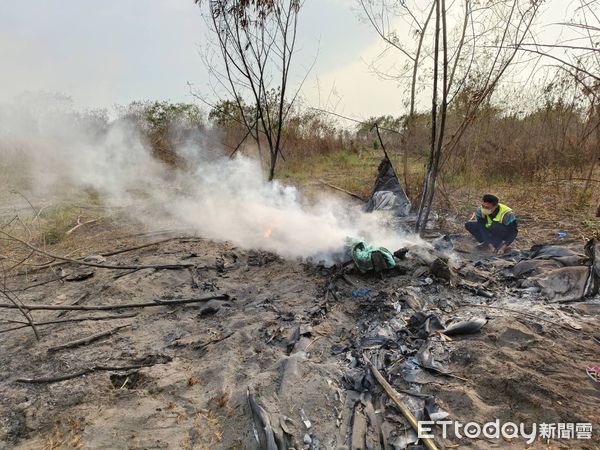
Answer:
[345, 238, 397, 274]
[0, 98, 597, 449]
[0, 97, 421, 264]
[0, 216, 598, 448]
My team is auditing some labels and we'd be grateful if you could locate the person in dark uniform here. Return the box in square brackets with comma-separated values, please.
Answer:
[465, 194, 517, 255]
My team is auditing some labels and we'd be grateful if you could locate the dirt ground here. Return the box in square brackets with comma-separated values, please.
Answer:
[0, 194, 599, 449]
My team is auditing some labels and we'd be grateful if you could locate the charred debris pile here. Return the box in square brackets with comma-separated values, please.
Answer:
[0, 155, 598, 449]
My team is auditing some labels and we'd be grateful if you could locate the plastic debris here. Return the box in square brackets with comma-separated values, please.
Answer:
[300, 408, 311, 429]
[351, 289, 371, 297]
[443, 318, 488, 336]
[586, 366, 600, 383]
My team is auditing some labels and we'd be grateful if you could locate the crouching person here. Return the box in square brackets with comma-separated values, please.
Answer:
[465, 194, 517, 255]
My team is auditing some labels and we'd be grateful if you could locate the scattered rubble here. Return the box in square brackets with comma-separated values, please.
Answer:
[0, 232, 598, 448]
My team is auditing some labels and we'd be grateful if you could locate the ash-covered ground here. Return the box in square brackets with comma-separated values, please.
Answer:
[0, 212, 598, 449]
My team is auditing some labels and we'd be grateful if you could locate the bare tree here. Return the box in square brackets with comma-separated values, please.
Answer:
[415, 0, 447, 233]
[359, 0, 436, 197]
[360, 0, 543, 233]
[516, 0, 600, 201]
[194, 0, 303, 181]
[418, 0, 544, 232]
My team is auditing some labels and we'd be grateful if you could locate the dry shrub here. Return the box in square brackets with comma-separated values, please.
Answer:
[109, 98, 596, 214]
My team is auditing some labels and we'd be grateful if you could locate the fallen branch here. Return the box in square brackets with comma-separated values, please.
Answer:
[57, 284, 112, 318]
[33, 205, 48, 222]
[101, 237, 194, 257]
[196, 331, 235, 350]
[0, 313, 137, 334]
[65, 216, 98, 235]
[0, 294, 230, 311]
[1, 230, 196, 271]
[14, 236, 203, 275]
[1, 214, 18, 229]
[319, 180, 365, 201]
[48, 324, 131, 352]
[16, 358, 171, 384]
[364, 354, 439, 450]
[10, 190, 39, 218]
[113, 268, 142, 280]
[113, 229, 185, 239]
[20, 275, 68, 291]
[0, 287, 40, 341]
[6, 250, 36, 273]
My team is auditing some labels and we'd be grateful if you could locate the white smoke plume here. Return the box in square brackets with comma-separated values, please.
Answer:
[0, 93, 422, 261]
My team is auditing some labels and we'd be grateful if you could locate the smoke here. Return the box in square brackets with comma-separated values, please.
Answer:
[0, 93, 422, 262]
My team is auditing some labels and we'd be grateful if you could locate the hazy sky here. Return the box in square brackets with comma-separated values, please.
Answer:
[0, 0, 572, 118]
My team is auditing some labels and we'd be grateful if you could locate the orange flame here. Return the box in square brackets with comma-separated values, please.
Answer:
[263, 227, 273, 238]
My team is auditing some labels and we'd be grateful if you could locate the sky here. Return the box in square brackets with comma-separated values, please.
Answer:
[0, 0, 576, 120]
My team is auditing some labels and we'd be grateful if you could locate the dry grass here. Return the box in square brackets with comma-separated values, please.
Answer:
[42, 418, 84, 450]
[277, 145, 599, 244]
[0, 202, 140, 281]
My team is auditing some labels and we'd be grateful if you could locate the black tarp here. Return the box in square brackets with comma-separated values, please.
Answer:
[365, 154, 411, 216]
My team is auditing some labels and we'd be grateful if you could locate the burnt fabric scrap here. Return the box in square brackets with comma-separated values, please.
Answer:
[515, 239, 600, 302]
[346, 238, 396, 273]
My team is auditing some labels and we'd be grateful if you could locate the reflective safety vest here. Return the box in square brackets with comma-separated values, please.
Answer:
[484, 203, 512, 229]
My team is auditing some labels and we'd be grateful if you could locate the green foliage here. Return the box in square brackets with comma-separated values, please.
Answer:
[115, 100, 206, 167]
[583, 218, 600, 233]
[208, 89, 289, 132]
[209, 98, 251, 128]
[123, 101, 205, 132]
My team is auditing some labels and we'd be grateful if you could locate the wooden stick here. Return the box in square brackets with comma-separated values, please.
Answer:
[13, 236, 202, 275]
[0, 313, 138, 334]
[196, 331, 235, 350]
[10, 190, 38, 218]
[0, 294, 230, 311]
[16, 361, 167, 384]
[19, 275, 68, 291]
[113, 268, 142, 280]
[112, 229, 184, 239]
[319, 180, 366, 201]
[6, 250, 36, 273]
[0, 230, 196, 271]
[364, 354, 439, 450]
[0, 287, 40, 341]
[57, 284, 111, 318]
[65, 217, 98, 235]
[371, 122, 392, 162]
[47, 324, 131, 352]
[101, 237, 192, 257]
[1, 214, 18, 229]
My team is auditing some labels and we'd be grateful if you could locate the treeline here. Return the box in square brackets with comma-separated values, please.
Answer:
[115, 99, 596, 192]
